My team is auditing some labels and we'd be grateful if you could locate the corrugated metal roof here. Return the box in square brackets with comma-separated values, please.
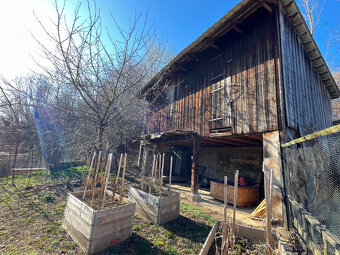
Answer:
[141, 0, 339, 99]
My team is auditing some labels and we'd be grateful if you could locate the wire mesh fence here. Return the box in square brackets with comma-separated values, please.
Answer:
[282, 126, 340, 254]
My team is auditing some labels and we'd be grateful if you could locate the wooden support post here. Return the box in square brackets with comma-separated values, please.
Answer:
[90, 151, 102, 208]
[83, 151, 97, 199]
[119, 153, 127, 205]
[112, 154, 123, 200]
[141, 150, 148, 190]
[231, 170, 239, 250]
[223, 176, 228, 255]
[101, 153, 112, 209]
[149, 153, 156, 193]
[137, 141, 143, 167]
[168, 156, 173, 191]
[191, 136, 200, 201]
[265, 169, 274, 254]
[159, 153, 165, 197]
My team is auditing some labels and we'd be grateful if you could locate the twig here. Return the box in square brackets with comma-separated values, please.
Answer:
[83, 151, 96, 199]
[118, 153, 127, 205]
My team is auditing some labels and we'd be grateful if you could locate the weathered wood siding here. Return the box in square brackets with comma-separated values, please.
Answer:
[146, 12, 279, 137]
[279, 7, 333, 136]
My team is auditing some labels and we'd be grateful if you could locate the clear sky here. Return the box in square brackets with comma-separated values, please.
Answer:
[0, 0, 339, 80]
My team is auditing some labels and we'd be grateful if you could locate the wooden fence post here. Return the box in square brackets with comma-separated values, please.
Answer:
[265, 169, 274, 254]
[231, 170, 239, 250]
[83, 151, 96, 199]
[168, 156, 173, 191]
[119, 153, 127, 205]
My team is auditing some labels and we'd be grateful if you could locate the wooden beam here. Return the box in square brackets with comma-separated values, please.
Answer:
[259, 1, 273, 13]
[232, 25, 242, 34]
[225, 136, 262, 146]
[288, 12, 299, 19]
[189, 54, 199, 62]
[209, 42, 219, 50]
[282, 0, 293, 10]
[191, 137, 199, 195]
[177, 65, 187, 72]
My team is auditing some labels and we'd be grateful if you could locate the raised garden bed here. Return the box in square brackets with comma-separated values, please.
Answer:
[210, 181, 259, 207]
[62, 190, 135, 254]
[128, 186, 180, 225]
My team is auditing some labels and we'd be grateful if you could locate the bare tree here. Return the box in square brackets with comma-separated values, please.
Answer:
[32, 0, 172, 151]
[332, 71, 340, 120]
[297, 0, 326, 35]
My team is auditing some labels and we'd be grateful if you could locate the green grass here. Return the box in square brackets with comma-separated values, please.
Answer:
[0, 168, 85, 255]
[49, 166, 88, 181]
[180, 202, 218, 226]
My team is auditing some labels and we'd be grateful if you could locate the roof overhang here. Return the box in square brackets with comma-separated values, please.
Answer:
[140, 0, 339, 99]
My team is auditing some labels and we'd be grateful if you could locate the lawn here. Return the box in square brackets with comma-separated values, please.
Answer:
[0, 168, 266, 254]
[0, 168, 216, 255]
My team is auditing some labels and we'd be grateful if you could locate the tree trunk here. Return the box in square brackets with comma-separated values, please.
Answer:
[96, 125, 105, 151]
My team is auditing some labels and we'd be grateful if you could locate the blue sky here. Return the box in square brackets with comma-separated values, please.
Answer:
[0, 0, 339, 79]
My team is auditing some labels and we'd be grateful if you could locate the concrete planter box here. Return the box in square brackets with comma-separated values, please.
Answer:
[128, 186, 180, 225]
[62, 190, 135, 254]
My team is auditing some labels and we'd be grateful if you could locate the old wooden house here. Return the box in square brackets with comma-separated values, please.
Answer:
[139, 0, 340, 222]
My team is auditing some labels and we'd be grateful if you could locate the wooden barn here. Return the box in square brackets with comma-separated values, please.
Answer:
[139, 0, 340, 223]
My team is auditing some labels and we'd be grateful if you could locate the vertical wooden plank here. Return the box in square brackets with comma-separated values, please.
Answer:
[222, 176, 228, 255]
[101, 153, 113, 209]
[112, 154, 123, 198]
[83, 151, 96, 199]
[265, 169, 274, 255]
[231, 170, 239, 250]
[91, 151, 102, 208]
[168, 156, 173, 190]
[137, 141, 143, 168]
[191, 137, 200, 196]
[119, 153, 127, 205]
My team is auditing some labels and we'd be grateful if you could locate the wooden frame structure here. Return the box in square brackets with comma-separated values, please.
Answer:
[139, 0, 339, 225]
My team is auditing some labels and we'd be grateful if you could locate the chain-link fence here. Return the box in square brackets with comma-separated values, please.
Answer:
[282, 126, 340, 254]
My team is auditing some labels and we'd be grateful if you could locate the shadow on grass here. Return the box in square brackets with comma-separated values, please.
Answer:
[162, 215, 211, 243]
[97, 233, 166, 255]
